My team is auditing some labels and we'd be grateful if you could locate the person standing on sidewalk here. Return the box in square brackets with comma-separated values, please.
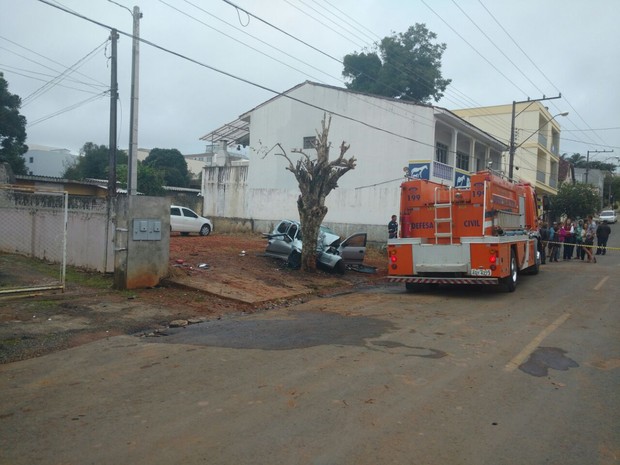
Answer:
[596, 221, 611, 255]
[539, 222, 549, 264]
[584, 215, 597, 263]
[388, 215, 398, 239]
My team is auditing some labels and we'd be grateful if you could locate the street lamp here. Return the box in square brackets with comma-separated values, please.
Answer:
[508, 104, 567, 180]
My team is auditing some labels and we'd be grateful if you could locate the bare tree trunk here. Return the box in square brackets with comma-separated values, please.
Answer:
[277, 114, 356, 273]
[297, 196, 327, 272]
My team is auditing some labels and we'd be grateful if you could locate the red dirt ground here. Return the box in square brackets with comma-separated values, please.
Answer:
[166, 232, 388, 310]
[0, 233, 388, 363]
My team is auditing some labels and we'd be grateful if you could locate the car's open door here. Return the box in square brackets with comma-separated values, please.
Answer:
[338, 232, 367, 265]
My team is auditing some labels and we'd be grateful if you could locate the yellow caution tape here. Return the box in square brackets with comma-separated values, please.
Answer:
[542, 240, 619, 252]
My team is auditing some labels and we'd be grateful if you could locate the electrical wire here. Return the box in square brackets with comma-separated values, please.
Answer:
[22, 39, 109, 107]
[0, 64, 105, 94]
[310, 0, 378, 44]
[477, 0, 609, 151]
[28, 91, 109, 127]
[170, 1, 437, 130]
[282, 0, 366, 48]
[0, 36, 107, 89]
[34, 0, 450, 152]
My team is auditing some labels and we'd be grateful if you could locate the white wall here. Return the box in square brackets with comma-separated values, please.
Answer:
[245, 83, 435, 225]
[201, 83, 506, 242]
[24, 146, 77, 177]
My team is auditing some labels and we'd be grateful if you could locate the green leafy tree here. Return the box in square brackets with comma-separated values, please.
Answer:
[63, 142, 127, 180]
[143, 148, 189, 187]
[342, 24, 451, 103]
[563, 152, 616, 172]
[550, 182, 600, 220]
[137, 163, 165, 196]
[0, 72, 28, 175]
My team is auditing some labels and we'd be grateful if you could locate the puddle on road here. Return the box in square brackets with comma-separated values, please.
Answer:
[149, 311, 396, 350]
[519, 347, 579, 377]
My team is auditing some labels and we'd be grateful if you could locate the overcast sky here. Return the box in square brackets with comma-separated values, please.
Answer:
[1, 0, 619, 166]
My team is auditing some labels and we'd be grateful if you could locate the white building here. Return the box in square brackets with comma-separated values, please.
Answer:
[201, 81, 506, 241]
[23, 144, 78, 177]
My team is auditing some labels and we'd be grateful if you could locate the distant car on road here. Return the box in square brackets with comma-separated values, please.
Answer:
[599, 210, 617, 224]
[170, 205, 212, 236]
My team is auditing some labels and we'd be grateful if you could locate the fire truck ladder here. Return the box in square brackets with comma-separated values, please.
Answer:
[434, 186, 453, 244]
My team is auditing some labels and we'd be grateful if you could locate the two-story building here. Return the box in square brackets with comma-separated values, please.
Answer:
[200, 81, 507, 242]
[453, 102, 565, 198]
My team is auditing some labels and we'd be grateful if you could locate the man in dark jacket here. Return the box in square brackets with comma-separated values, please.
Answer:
[538, 222, 549, 264]
[596, 221, 612, 255]
[388, 215, 398, 239]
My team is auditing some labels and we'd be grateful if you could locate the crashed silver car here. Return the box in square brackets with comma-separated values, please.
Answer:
[263, 220, 367, 273]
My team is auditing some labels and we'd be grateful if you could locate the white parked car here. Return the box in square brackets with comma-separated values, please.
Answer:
[599, 210, 617, 224]
[170, 205, 212, 236]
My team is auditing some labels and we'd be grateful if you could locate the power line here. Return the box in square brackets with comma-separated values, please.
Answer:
[311, 0, 378, 44]
[0, 35, 107, 88]
[282, 0, 366, 48]
[450, 0, 546, 96]
[22, 39, 108, 107]
[28, 91, 109, 126]
[35, 0, 441, 149]
[167, 1, 436, 130]
[0, 64, 105, 95]
[421, 0, 529, 97]
[477, 0, 608, 150]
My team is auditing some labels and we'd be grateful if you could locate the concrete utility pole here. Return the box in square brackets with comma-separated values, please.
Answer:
[508, 94, 561, 180]
[127, 6, 142, 196]
[108, 29, 119, 198]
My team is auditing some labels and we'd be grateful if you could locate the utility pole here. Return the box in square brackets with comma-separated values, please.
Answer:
[585, 149, 613, 184]
[127, 6, 142, 196]
[108, 29, 119, 198]
[508, 94, 562, 180]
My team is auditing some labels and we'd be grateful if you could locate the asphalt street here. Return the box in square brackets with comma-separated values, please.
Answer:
[1, 224, 618, 465]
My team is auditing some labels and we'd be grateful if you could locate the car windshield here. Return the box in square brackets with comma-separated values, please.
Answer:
[601, 211, 614, 215]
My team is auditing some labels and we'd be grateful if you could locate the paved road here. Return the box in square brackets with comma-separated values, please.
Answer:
[1, 224, 619, 465]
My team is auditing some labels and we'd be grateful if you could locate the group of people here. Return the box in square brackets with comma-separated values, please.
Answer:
[388, 213, 612, 264]
[539, 215, 612, 264]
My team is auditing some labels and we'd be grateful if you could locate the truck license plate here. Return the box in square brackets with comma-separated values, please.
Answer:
[470, 269, 492, 277]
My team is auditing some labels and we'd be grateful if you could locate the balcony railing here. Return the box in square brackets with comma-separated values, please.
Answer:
[536, 170, 546, 183]
[433, 160, 453, 181]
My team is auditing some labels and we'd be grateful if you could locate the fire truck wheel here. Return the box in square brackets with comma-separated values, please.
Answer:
[406, 282, 425, 292]
[502, 250, 518, 292]
[524, 259, 540, 275]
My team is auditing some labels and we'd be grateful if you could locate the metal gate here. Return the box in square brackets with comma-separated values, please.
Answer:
[0, 186, 68, 294]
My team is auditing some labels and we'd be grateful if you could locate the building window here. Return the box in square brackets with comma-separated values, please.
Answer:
[435, 142, 448, 164]
[456, 151, 470, 171]
[303, 136, 316, 149]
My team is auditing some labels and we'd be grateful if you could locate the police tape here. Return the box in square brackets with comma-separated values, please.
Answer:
[542, 240, 620, 252]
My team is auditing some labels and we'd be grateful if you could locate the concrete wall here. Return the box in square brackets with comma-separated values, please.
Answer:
[0, 189, 114, 272]
[114, 196, 170, 289]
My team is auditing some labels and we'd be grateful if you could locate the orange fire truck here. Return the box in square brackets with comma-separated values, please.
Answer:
[387, 170, 541, 292]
